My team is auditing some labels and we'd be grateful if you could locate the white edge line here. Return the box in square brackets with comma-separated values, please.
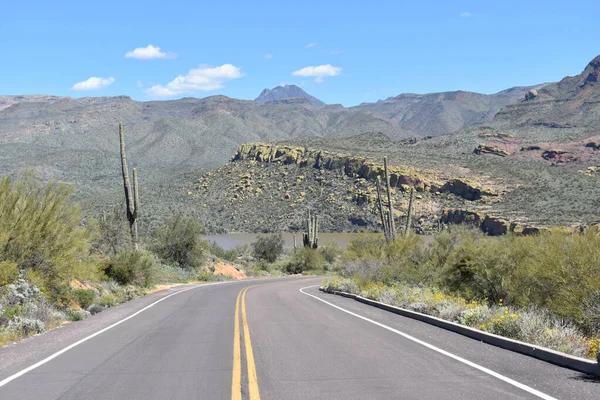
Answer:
[0, 280, 238, 388]
[299, 285, 557, 400]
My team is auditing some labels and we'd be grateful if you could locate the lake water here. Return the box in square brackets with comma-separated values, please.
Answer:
[201, 233, 371, 250]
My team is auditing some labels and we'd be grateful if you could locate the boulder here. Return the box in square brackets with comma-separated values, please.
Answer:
[474, 144, 509, 157]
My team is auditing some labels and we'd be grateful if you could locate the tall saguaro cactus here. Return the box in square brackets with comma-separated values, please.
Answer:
[303, 209, 319, 249]
[119, 123, 139, 250]
[377, 157, 397, 241]
[376, 177, 391, 241]
[383, 157, 397, 241]
[405, 187, 415, 237]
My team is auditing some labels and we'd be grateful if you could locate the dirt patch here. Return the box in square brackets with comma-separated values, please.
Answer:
[210, 261, 246, 280]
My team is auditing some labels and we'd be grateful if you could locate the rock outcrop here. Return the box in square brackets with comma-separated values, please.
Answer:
[441, 208, 584, 236]
[474, 144, 510, 157]
[233, 143, 499, 201]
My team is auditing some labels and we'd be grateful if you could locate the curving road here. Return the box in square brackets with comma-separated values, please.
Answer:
[0, 277, 598, 399]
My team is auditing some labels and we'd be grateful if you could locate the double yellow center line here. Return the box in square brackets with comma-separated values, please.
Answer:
[232, 286, 261, 400]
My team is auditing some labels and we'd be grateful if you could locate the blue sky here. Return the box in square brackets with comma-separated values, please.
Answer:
[1, 1, 599, 106]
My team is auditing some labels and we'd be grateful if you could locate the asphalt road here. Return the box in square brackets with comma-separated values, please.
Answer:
[0, 277, 598, 399]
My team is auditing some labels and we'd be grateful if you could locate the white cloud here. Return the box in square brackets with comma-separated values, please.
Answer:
[330, 50, 343, 55]
[125, 45, 176, 60]
[460, 12, 472, 17]
[264, 53, 273, 59]
[146, 64, 244, 97]
[71, 76, 115, 91]
[306, 42, 317, 48]
[292, 64, 342, 83]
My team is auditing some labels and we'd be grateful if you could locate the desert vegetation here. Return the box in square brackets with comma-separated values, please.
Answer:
[0, 173, 269, 347]
[322, 227, 600, 360]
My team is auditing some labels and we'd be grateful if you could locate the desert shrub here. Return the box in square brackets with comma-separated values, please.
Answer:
[209, 241, 239, 262]
[480, 308, 523, 340]
[89, 207, 131, 255]
[96, 294, 119, 308]
[319, 242, 342, 264]
[441, 234, 520, 302]
[252, 234, 284, 263]
[72, 289, 96, 309]
[0, 261, 18, 286]
[103, 250, 155, 286]
[344, 234, 386, 261]
[321, 277, 359, 294]
[286, 248, 324, 274]
[196, 271, 214, 282]
[340, 258, 384, 277]
[0, 174, 90, 304]
[66, 310, 90, 321]
[582, 291, 600, 336]
[151, 214, 207, 268]
[153, 264, 196, 283]
[6, 316, 45, 335]
[509, 230, 600, 333]
[87, 304, 105, 315]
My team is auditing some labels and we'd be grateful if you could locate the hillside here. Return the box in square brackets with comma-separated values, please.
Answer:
[0, 94, 411, 203]
[186, 124, 600, 233]
[254, 84, 326, 106]
[4, 55, 600, 234]
[490, 55, 600, 141]
[352, 84, 548, 136]
[187, 139, 504, 233]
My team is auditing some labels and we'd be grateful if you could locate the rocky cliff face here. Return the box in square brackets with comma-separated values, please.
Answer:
[232, 143, 499, 201]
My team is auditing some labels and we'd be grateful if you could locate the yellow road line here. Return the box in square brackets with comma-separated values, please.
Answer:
[233, 280, 315, 399]
[231, 289, 242, 400]
[242, 287, 261, 400]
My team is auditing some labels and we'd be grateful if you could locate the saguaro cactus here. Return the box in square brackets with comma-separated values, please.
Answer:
[119, 123, 140, 250]
[405, 187, 415, 236]
[377, 157, 397, 241]
[376, 177, 391, 241]
[383, 157, 397, 241]
[303, 209, 319, 249]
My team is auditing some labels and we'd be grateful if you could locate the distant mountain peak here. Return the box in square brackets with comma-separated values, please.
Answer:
[254, 84, 326, 107]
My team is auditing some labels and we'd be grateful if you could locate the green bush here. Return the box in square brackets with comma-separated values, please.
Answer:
[340, 226, 600, 336]
[0, 174, 90, 304]
[344, 234, 386, 261]
[66, 311, 84, 322]
[0, 261, 18, 286]
[209, 241, 239, 262]
[286, 248, 325, 274]
[96, 293, 119, 308]
[89, 207, 131, 255]
[72, 289, 96, 309]
[252, 234, 284, 263]
[319, 242, 342, 264]
[151, 214, 206, 269]
[103, 250, 155, 286]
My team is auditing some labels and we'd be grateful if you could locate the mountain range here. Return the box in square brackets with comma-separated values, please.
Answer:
[254, 85, 326, 107]
[2, 54, 600, 231]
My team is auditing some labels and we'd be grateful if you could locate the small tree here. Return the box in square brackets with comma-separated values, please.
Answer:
[90, 207, 131, 255]
[252, 234, 284, 263]
[151, 214, 206, 269]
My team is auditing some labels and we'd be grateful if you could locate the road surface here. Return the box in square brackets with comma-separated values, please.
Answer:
[0, 277, 598, 399]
